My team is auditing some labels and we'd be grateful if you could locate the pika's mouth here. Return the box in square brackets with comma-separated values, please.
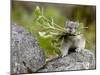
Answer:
[65, 32, 76, 36]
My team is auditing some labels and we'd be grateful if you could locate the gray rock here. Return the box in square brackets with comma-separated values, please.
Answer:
[11, 24, 46, 74]
[38, 49, 95, 72]
[11, 23, 95, 74]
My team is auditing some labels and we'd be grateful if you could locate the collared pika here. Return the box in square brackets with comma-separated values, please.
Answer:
[60, 21, 86, 57]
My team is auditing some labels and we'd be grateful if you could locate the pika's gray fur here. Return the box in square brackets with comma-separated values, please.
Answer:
[60, 21, 85, 57]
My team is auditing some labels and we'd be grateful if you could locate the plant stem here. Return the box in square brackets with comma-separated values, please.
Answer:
[42, 16, 66, 32]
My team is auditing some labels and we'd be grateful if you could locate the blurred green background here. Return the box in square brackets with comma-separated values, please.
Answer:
[11, 1, 96, 58]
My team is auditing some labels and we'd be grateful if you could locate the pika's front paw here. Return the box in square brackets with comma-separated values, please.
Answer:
[60, 49, 68, 57]
[75, 48, 82, 53]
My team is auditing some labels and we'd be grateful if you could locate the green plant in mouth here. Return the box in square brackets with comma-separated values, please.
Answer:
[34, 6, 67, 55]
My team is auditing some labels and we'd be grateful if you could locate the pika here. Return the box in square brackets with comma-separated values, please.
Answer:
[60, 21, 86, 57]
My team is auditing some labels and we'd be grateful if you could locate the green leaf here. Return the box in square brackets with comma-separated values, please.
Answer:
[34, 6, 41, 17]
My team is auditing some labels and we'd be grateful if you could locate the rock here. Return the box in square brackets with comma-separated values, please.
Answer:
[38, 49, 95, 72]
[11, 24, 46, 74]
[11, 23, 95, 74]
